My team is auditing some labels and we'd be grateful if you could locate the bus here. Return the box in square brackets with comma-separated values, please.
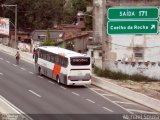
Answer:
[35, 46, 91, 86]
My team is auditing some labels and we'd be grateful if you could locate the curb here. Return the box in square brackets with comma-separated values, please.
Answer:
[0, 95, 32, 120]
[1, 44, 160, 112]
[0, 95, 21, 114]
[91, 74, 160, 112]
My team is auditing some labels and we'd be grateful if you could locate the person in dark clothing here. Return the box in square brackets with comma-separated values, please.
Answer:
[15, 51, 20, 64]
[34, 49, 38, 63]
[33, 48, 36, 59]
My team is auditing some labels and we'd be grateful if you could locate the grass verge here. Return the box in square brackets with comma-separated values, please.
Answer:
[94, 66, 159, 82]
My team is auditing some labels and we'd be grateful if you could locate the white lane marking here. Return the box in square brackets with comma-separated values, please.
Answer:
[60, 86, 67, 90]
[38, 76, 43, 79]
[102, 107, 114, 112]
[87, 86, 133, 114]
[101, 94, 114, 96]
[0, 58, 3, 60]
[113, 101, 136, 105]
[28, 90, 42, 98]
[20, 67, 26, 71]
[6, 61, 10, 63]
[0, 73, 4, 75]
[86, 99, 95, 104]
[29, 71, 34, 74]
[48, 81, 55, 84]
[91, 88, 115, 96]
[13, 64, 17, 67]
[72, 92, 80, 96]
[90, 88, 101, 90]
[0, 95, 33, 120]
[127, 109, 158, 114]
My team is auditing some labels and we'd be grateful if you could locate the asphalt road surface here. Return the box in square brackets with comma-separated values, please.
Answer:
[0, 51, 159, 120]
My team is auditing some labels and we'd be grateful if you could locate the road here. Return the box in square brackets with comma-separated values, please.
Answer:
[0, 51, 159, 120]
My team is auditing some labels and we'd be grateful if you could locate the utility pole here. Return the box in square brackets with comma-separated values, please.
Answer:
[102, 0, 106, 70]
[1, 4, 17, 49]
[93, 0, 106, 70]
[15, 5, 17, 49]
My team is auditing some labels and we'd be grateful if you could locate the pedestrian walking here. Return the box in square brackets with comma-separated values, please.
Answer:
[33, 48, 36, 59]
[34, 49, 38, 63]
[15, 51, 20, 64]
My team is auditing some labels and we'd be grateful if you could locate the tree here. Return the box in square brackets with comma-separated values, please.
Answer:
[72, 0, 87, 12]
[84, 11, 93, 30]
[2, 0, 65, 30]
[64, 0, 87, 24]
[64, 0, 93, 30]
[1, 0, 92, 30]
[41, 29, 55, 46]
[0, 0, 7, 16]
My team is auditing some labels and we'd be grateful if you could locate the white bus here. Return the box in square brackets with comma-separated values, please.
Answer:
[35, 46, 91, 85]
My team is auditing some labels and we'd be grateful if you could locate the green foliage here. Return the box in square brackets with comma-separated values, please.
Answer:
[63, 0, 93, 29]
[94, 66, 159, 82]
[41, 39, 53, 46]
[41, 30, 55, 46]
[84, 11, 93, 30]
[3, 0, 65, 30]
[2, 0, 92, 30]
[71, 0, 87, 12]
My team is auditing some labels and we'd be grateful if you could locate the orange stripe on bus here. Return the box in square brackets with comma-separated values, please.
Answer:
[52, 64, 61, 78]
[51, 53, 64, 78]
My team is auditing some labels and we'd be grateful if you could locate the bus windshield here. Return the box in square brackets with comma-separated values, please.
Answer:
[70, 57, 90, 66]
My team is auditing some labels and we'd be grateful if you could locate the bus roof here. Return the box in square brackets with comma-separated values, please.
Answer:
[38, 46, 88, 57]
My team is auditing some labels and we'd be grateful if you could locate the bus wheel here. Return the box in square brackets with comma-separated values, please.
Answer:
[38, 67, 41, 75]
[56, 76, 60, 84]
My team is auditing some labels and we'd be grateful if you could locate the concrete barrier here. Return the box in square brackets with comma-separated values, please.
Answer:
[0, 44, 160, 112]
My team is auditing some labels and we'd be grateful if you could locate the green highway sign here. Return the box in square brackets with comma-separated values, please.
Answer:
[107, 7, 159, 20]
[107, 20, 158, 35]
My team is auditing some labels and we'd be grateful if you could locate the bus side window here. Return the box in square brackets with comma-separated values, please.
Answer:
[50, 53, 54, 63]
[59, 56, 62, 66]
[42, 51, 46, 60]
[53, 54, 55, 63]
[39, 50, 42, 58]
[61, 57, 67, 67]
[47, 53, 50, 61]
[61, 58, 64, 67]
[55, 55, 59, 64]
[64, 58, 68, 67]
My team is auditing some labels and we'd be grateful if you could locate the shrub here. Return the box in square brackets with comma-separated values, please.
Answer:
[94, 66, 158, 82]
[41, 29, 55, 46]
